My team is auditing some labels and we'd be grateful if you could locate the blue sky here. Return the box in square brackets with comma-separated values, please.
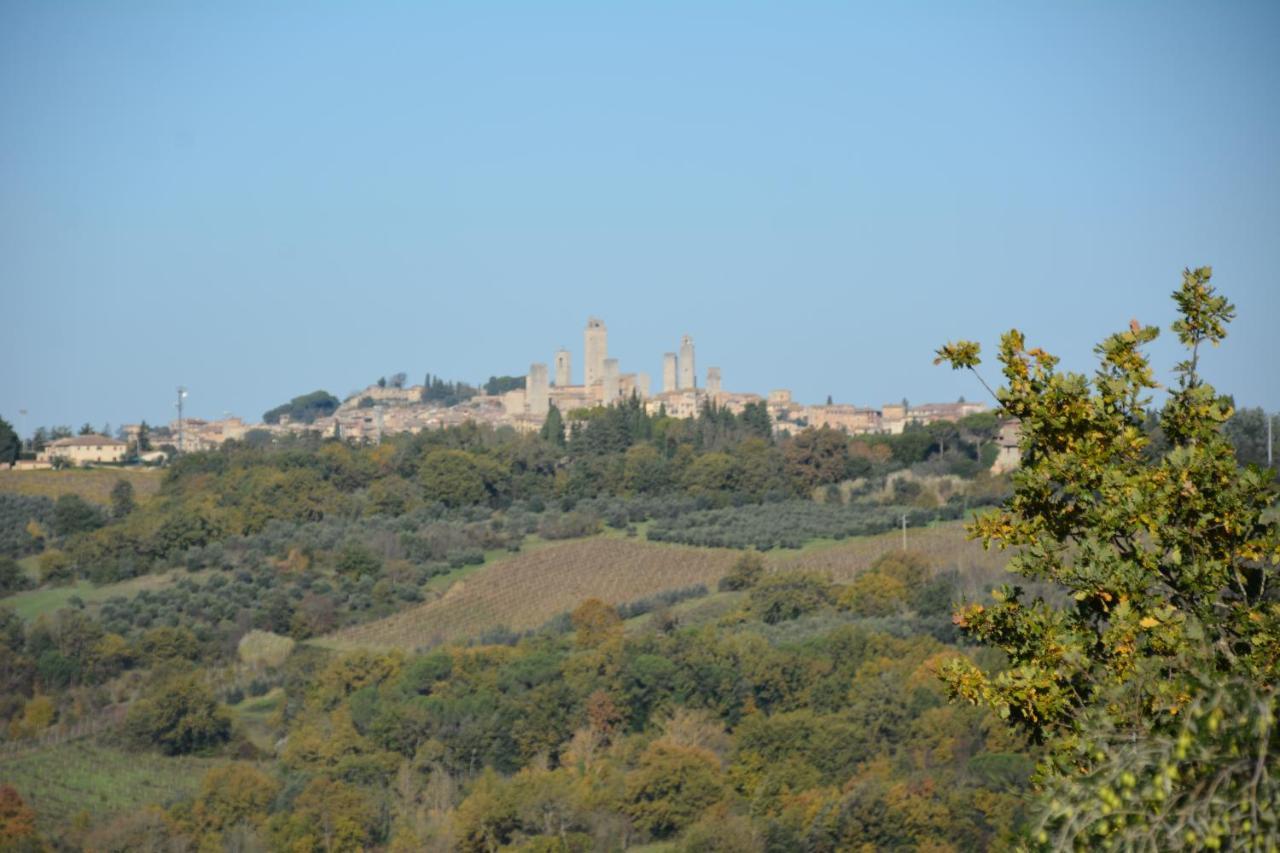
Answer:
[2, 1, 1277, 432]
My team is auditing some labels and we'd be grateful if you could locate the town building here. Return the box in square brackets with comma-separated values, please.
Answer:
[38, 435, 128, 465]
[805, 404, 881, 434]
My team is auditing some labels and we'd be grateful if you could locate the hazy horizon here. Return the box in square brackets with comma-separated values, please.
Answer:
[3, 1, 1279, 431]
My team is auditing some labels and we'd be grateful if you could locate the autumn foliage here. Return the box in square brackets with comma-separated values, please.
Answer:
[936, 268, 1279, 848]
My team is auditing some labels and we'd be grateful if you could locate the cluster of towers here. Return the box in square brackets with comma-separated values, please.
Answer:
[521, 317, 715, 420]
[660, 335, 698, 394]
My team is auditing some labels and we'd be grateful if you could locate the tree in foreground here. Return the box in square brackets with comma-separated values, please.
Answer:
[935, 267, 1278, 850]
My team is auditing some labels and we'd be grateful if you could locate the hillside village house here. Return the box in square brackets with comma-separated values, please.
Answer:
[37, 435, 128, 465]
[805, 404, 881, 433]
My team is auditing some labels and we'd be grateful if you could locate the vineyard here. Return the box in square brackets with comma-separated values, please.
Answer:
[320, 522, 1012, 652]
[320, 538, 741, 651]
[0, 739, 221, 833]
[0, 467, 163, 506]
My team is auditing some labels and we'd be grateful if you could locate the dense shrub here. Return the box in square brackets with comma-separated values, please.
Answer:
[336, 542, 382, 578]
[719, 551, 765, 591]
[125, 673, 232, 755]
[51, 494, 108, 538]
[749, 571, 834, 624]
[838, 572, 909, 617]
[538, 511, 602, 540]
[616, 585, 709, 620]
[625, 742, 725, 838]
[0, 556, 33, 596]
[0, 494, 53, 557]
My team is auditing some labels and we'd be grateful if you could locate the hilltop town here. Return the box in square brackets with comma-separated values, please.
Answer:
[16, 316, 995, 466]
[175, 317, 983, 445]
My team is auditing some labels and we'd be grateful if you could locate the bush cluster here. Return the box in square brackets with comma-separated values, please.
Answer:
[647, 501, 952, 549]
[615, 584, 709, 620]
[0, 494, 53, 557]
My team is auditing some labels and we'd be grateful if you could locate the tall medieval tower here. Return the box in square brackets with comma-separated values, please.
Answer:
[678, 335, 696, 390]
[584, 317, 607, 387]
[526, 363, 549, 416]
[602, 358, 621, 403]
[554, 348, 572, 386]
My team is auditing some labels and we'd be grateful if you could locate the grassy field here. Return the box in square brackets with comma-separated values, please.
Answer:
[2, 569, 203, 622]
[232, 688, 284, 754]
[775, 520, 1009, 593]
[319, 537, 742, 651]
[0, 738, 221, 835]
[0, 467, 163, 505]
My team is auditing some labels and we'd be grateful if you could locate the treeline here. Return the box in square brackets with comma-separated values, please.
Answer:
[484, 375, 525, 396]
[15, 401, 1006, 584]
[422, 373, 480, 407]
[1, 422, 117, 456]
[25, 389, 1270, 588]
[262, 391, 340, 425]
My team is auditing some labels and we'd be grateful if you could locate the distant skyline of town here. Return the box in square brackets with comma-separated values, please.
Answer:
[9, 312, 992, 438]
[4, 297, 1275, 441]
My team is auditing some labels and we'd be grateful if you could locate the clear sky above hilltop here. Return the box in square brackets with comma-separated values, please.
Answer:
[2, 1, 1278, 432]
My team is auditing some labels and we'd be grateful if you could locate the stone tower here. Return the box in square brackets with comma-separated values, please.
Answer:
[584, 317, 608, 387]
[662, 353, 678, 394]
[554, 349, 571, 387]
[602, 358, 620, 403]
[706, 367, 722, 397]
[526, 363, 549, 417]
[678, 335, 695, 390]
[635, 372, 651, 400]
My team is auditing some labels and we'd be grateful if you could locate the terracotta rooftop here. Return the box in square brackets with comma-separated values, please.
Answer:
[48, 435, 127, 447]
